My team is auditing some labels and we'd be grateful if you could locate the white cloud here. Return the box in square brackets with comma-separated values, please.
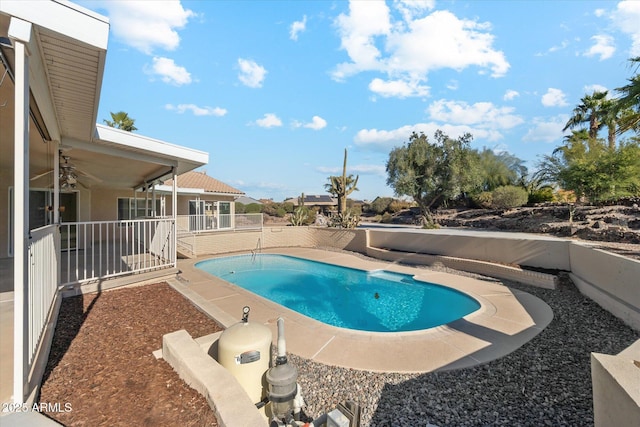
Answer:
[332, 2, 509, 98]
[146, 57, 192, 85]
[594, 8, 606, 18]
[369, 78, 430, 98]
[290, 15, 307, 41]
[522, 115, 568, 143]
[238, 58, 267, 88]
[97, 0, 195, 54]
[427, 99, 523, 129]
[305, 116, 327, 130]
[254, 113, 282, 128]
[446, 80, 459, 91]
[503, 89, 519, 101]
[584, 34, 615, 60]
[354, 122, 503, 151]
[611, 0, 640, 56]
[165, 104, 227, 116]
[584, 84, 608, 94]
[548, 40, 569, 53]
[292, 116, 327, 130]
[541, 88, 568, 107]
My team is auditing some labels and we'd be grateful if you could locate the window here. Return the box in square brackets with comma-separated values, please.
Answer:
[118, 198, 161, 220]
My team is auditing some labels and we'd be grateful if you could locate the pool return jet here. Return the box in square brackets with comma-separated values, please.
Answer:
[217, 306, 361, 426]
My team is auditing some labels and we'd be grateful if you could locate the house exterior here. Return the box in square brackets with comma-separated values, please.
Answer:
[160, 170, 245, 232]
[0, 0, 217, 405]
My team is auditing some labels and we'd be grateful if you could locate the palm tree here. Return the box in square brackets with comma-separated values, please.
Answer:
[613, 57, 640, 135]
[563, 91, 609, 139]
[324, 149, 359, 214]
[104, 111, 138, 132]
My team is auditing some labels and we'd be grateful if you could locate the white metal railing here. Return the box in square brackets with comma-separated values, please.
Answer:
[176, 213, 263, 233]
[59, 218, 175, 286]
[27, 224, 60, 365]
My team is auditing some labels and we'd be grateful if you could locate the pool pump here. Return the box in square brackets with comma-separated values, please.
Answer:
[266, 317, 300, 426]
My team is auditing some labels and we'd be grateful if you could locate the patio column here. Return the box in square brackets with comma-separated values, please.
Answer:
[172, 171, 177, 266]
[53, 149, 59, 223]
[11, 18, 32, 405]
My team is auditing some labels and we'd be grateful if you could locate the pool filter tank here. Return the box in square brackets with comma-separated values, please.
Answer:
[217, 306, 272, 407]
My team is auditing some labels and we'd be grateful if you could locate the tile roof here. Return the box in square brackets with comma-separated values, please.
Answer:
[165, 171, 244, 195]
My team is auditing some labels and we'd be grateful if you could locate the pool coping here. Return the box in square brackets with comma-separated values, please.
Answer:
[170, 247, 554, 373]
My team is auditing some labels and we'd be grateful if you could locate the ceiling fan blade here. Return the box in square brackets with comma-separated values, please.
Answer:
[76, 168, 103, 183]
[30, 169, 53, 181]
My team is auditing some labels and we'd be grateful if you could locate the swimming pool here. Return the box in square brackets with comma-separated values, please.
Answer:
[195, 254, 480, 332]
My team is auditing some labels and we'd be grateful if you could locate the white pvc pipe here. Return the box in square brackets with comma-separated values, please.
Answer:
[277, 317, 286, 358]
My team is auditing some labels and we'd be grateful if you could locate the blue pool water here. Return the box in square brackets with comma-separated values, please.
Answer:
[195, 254, 480, 332]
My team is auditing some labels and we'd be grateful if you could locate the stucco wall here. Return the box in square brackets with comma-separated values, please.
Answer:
[570, 243, 640, 330]
[368, 229, 572, 270]
[191, 226, 367, 256]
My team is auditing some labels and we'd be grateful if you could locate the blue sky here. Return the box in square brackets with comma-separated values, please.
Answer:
[81, 0, 640, 202]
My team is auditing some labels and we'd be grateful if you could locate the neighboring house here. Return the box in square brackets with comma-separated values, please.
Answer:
[159, 170, 246, 232]
[0, 1, 214, 405]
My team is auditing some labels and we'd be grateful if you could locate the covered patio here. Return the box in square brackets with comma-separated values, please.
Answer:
[0, 0, 207, 407]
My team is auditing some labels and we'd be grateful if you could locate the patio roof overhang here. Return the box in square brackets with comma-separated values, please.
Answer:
[0, 1, 208, 191]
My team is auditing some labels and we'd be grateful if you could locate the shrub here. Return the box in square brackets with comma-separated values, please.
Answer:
[275, 207, 286, 218]
[554, 189, 577, 203]
[235, 202, 246, 214]
[491, 185, 528, 209]
[245, 203, 262, 214]
[370, 197, 393, 215]
[261, 203, 275, 216]
[472, 191, 493, 209]
[528, 187, 554, 204]
[388, 200, 411, 213]
[380, 212, 393, 223]
[282, 202, 294, 213]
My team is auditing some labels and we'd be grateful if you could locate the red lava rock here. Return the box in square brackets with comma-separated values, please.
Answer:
[39, 283, 224, 427]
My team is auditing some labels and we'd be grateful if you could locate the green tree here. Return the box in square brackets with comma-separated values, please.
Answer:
[324, 149, 359, 214]
[386, 130, 479, 227]
[613, 57, 640, 135]
[475, 148, 527, 191]
[563, 91, 609, 140]
[104, 111, 138, 132]
[538, 130, 640, 201]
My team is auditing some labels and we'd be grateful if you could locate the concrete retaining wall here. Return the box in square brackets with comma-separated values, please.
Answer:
[192, 226, 367, 255]
[162, 330, 266, 427]
[591, 340, 640, 427]
[569, 243, 640, 331]
[368, 229, 572, 270]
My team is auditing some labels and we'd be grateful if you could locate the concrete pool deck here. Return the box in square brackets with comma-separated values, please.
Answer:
[169, 247, 554, 373]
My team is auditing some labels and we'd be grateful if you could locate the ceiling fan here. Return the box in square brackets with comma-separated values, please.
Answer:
[30, 155, 103, 189]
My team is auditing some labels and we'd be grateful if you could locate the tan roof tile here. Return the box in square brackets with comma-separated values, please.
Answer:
[165, 171, 244, 195]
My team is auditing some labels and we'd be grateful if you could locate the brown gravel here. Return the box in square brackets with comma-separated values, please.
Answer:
[38, 283, 224, 427]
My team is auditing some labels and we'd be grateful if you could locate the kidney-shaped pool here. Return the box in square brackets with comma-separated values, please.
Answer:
[195, 254, 480, 332]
